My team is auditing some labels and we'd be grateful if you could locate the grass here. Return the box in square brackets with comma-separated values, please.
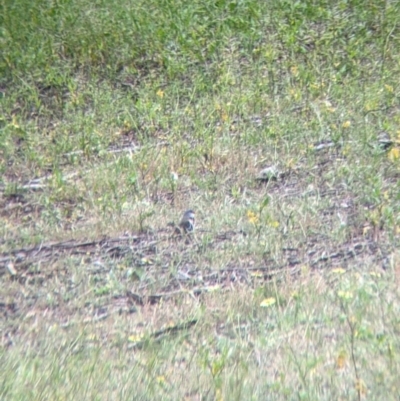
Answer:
[1, 0, 400, 399]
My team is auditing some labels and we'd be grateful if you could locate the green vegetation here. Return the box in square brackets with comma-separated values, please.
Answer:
[1, 0, 400, 399]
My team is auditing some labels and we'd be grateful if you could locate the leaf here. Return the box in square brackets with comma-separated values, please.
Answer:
[260, 196, 270, 212]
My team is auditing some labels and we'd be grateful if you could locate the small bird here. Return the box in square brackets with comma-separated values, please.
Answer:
[377, 131, 395, 150]
[175, 209, 195, 235]
[256, 165, 280, 182]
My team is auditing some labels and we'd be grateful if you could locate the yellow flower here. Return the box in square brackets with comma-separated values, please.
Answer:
[385, 84, 394, 93]
[336, 351, 347, 369]
[388, 147, 400, 161]
[260, 297, 276, 307]
[369, 272, 381, 277]
[337, 290, 353, 299]
[247, 210, 258, 224]
[342, 143, 351, 156]
[332, 268, 346, 274]
[342, 120, 351, 128]
[128, 334, 144, 343]
[289, 88, 301, 100]
[156, 89, 164, 98]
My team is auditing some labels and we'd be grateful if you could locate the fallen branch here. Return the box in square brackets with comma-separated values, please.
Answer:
[128, 319, 198, 349]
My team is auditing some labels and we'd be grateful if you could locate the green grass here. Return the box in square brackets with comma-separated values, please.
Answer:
[1, 0, 400, 399]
